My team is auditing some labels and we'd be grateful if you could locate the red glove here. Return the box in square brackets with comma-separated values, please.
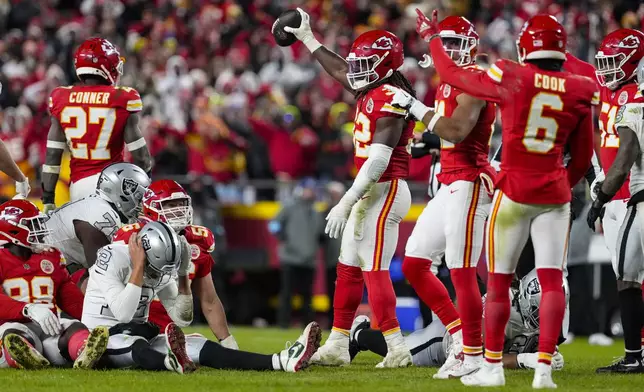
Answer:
[416, 9, 440, 42]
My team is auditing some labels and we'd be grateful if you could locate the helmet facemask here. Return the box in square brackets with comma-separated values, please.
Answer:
[346, 52, 392, 90]
[595, 50, 631, 90]
[149, 196, 193, 232]
[440, 33, 477, 66]
[19, 215, 52, 252]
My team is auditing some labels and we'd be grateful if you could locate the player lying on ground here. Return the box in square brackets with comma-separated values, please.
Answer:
[281, 8, 414, 368]
[43, 37, 152, 210]
[588, 56, 644, 374]
[349, 269, 567, 371]
[112, 179, 237, 349]
[83, 221, 321, 373]
[43, 162, 150, 290]
[381, 15, 496, 378]
[421, 10, 595, 388]
[0, 200, 108, 370]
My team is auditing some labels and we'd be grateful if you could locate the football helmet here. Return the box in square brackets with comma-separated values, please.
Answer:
[138, 221, 181, 287]
[0, 200, 51, 249]
[517, 269, 570, 330]
[74, 37, 124, 85]
[96, 163, 151, 223]
[438, 16, 479, 66]
[142, 180, 193, 232]
[516, 14, 566, 63]
[595, 29, 644, 90]
[346, 30, 404, 90]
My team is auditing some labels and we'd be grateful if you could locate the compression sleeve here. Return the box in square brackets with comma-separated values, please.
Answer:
[342, 143, 393, 205]
[103, 279, 142, 323]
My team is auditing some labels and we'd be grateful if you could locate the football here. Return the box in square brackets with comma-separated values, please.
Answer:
[272, 9, 302, 47]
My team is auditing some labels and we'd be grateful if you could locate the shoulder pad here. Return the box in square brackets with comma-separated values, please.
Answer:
[185, 225, 215, 253]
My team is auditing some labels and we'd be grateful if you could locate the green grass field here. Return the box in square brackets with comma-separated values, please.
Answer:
[2, 326, 643, 391]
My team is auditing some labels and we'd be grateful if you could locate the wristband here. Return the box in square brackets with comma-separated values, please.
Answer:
[304, 37, 322, 53]
[42, 189, 55, 204]
[408, 100, 431, 121]
[427, 113, 442, 132]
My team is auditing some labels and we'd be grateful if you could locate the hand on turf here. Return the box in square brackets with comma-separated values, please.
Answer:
[416, 9, 440, 42]
[552, 351, 564, 370]
[325, 201, 352, 239]
[586, 199, 605, 231]
[282, 8, 314, 44]
[178, 235, 192, 277]
[24, 303, 61, 336]
[14, 178, 30, 199]
[589, 172, 605, 201]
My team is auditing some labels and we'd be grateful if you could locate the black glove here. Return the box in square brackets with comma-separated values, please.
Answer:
[586, 199, 606, 231]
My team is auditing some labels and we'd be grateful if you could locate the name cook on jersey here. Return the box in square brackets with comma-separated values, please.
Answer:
[67, 91, 112, 105]
[534, 74, 567, 92]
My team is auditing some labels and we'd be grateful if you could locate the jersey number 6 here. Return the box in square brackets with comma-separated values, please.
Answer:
[61, 106, 116, 160]
[523, 92, 564, 153]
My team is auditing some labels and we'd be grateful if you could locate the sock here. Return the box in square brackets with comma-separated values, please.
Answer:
[364, 270, 399, 334]
[356, 328, 389, 357]
[131, 340, 168, 371]
[402, 256, 462, 334]
[641, 282, 644, 349]
[536, 268, 565, 365]
[484, 272, 513, 365]
[451, 267, 483, 359]
[332, 263, 364, 332]
[199, 340, 274, 370]
[67, 329, 90, 361]
[619, 287, 644, 359]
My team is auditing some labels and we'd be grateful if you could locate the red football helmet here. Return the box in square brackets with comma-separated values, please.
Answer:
[346, 30, 404, 90]
[74, 37, 124, 85]
[595, 29, 644, 90]
[438, 16, 479, 66]
[516, 15, 566, 63]
[142, 180, 192, 231]
[0, 200, 51, 249]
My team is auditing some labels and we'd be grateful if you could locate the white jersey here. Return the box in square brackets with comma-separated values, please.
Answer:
[82, 244, 175, 329]
[615, 103, 644, 195]
[44, 194, 122, 268]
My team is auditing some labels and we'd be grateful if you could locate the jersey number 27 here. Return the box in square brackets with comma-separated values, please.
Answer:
[61, 107, 116, 160]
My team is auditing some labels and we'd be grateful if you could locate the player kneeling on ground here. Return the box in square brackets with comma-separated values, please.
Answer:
[349, 269, 567, 371]
[0, 200, 108, 370]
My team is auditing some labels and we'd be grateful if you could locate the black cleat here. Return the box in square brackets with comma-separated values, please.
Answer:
[349, 315, 371, 362]
[596, 356, 644, 374]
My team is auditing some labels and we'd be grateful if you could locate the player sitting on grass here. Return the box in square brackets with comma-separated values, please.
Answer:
[0, 200, 108, 370]
[349, 268, 567, 371]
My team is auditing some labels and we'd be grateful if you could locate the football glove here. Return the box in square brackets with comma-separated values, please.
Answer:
[178, 235, 192, 277]
[220, 335, 239, 350]
[325, 200, 352, 239]
[587, 199, 606, 231]
[416, 9, 440, 42]
[14, 179, 30, 199]
[589, 171, 605, 201]
[23, 303, 62, 336]
[42, 204, 56, 214]
[552, 351, 564, 370]
[282, 8, 318, 51]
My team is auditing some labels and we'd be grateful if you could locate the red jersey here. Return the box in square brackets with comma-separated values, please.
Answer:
[0, 248, 84, 323]
[48, 85, 143, 183]
[353, 84, 414, 182]
[434, 74, 496, 185]
[113, 220, 215, 329]
[599, 84, 644, 201]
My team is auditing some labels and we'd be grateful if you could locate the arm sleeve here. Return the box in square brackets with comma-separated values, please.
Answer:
[566, 106, 594, 187]
[93, 249, 142, 323]
[343, 143, 393, 204]
[157, 281, 193, 327]
[429, 39, 503, 104]
[0, 294, 27, 321]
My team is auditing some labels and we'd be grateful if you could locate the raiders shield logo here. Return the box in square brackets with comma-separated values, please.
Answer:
[526, 278, 541, 295]
[141, 234, 151, 251]
[122, 178, 139, 196]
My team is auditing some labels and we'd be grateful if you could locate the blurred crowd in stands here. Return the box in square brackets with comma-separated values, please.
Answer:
[0, 0, 642, 203]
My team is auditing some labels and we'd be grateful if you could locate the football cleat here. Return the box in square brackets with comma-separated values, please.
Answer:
[3, 333, 50, 370]
[278, 321, 322, 372]
[311, 332, 351, 366]
[532, 364, 557, 389]
[596, 356, 644, 374]
[73, 326, 109, 369]
[461, 363, 505, 387]
[446, 356, 483, 378]
[434, 337, 463, 379]
[349, 315, 370, 362]
[164, 323, 196, 374]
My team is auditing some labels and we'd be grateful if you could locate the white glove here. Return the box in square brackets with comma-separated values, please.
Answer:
[383, 85, 430, 121]
[14, 178, 30, 199]
[23, 303, 61, 336]
[282, 8, 321, 52]
[590, 170, 605, 201]
[43, 204, 56, 214]
[325, 200, 352, 239]
[551, 351, 564, 370]
[178, 235, 192, 276]
[220, 335, 239, 350]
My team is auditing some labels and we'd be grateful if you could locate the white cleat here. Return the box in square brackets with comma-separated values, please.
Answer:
[532, 364, 557, 389]
[310, 334, 350, 366]
[279, 321, 322, 372]
[434, 339, 463, 379]
[447, 356, 483, 378]
[376, 346, 412, 368]
[461, 364, 505, 387]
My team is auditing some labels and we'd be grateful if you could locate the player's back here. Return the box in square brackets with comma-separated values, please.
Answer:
[44, 194, 122, 268]
[493, 60, 598, 204]
[48, 84, 142, 183]
[354, 84, 414, 182]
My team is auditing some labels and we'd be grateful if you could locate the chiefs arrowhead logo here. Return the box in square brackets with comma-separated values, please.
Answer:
[617, 35, 641, 49]
[0, 207, 23, 221]
[372, 36, 393, 50]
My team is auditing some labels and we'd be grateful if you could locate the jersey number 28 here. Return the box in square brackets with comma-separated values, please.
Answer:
[61, 107, 116, 160]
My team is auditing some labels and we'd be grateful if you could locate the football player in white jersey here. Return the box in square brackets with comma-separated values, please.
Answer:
[43, 162, 150, 290]
[83, 221, 321, 373]
[588, 57, 644, 373]
[349, 269, 567, 371]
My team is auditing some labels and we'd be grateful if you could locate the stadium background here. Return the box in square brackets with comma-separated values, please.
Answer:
[0, 0, 641, 333]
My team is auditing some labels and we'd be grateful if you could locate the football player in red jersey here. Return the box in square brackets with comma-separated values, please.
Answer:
[587, 29, 644, 374]
[0, 200, 108, 370]
[112, 179, 237, 349]
[42, 37, 153, 211]
[379, 16, 496, 378]
[282, 8, 413, 367]
[420, 11, 596, 387]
